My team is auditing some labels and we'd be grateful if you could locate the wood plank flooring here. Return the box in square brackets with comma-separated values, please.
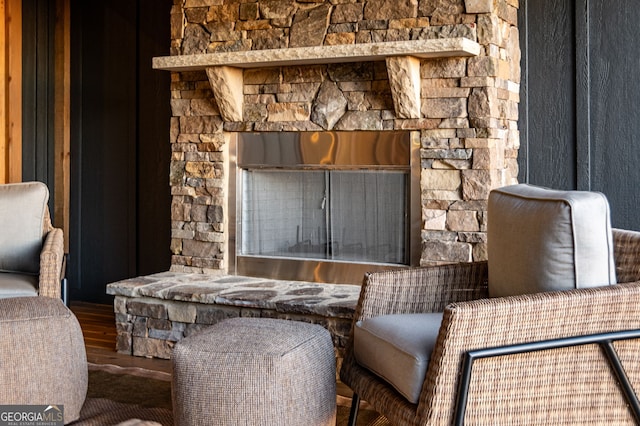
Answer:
[70, 301, 172, 374]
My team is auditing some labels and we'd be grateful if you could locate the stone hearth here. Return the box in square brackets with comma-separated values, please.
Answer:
[107, 273, 359, 360]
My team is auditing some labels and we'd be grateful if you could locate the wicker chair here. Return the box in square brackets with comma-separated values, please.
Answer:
[0, 182, 65, 300]
[340, 228, 640, 425]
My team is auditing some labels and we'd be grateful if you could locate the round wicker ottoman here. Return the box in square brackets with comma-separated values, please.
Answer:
[172, 317, 336, 426]
[0, 296, 88, 424]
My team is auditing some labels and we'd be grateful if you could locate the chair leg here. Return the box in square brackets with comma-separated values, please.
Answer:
[348, 393, 360, 426]
[61, 277, 68, 307]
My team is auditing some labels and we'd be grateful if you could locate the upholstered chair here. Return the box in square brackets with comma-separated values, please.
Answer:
[340, 184, 640, 425]
[0, 182, 65, 299]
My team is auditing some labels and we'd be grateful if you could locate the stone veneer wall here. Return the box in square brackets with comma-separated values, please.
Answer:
[167, 0, 520, 274]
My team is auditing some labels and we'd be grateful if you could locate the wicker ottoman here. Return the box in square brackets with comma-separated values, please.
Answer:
[0, 296, 87, 424]
[172, 318, 336, 426]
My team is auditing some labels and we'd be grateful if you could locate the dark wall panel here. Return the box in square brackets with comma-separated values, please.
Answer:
[137, 0, 172, 276]
[518, 0, 576, 189]
[22, 0, 56, 209]
[70, 1, 171, 302]
[519, 0, 640, 230]
[587, 2, 640, 229]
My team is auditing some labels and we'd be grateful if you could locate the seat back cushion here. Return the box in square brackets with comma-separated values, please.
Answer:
[488, 184, 616, 297]
[0, 182, 49, 275]
[354, 313, 443, 404]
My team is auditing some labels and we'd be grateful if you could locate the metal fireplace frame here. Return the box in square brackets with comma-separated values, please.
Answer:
[228, 131, 421, 285]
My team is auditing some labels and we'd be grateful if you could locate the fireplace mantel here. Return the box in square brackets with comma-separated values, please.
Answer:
[152, 38, 480, 121]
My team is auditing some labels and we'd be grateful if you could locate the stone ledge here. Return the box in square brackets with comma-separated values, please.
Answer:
[107, 271, 360, 319]
[152, 38, 480, 71]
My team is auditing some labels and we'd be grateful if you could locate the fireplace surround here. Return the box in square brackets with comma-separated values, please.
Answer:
[108, 0, 522, 360]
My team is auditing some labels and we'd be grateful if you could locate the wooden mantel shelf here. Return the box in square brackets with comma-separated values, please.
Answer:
[152, 38, 481, 121]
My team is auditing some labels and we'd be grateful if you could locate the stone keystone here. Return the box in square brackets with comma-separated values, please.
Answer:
[311, 81, 348, 130]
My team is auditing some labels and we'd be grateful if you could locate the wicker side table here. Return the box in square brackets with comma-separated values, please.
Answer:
[172, 317, 336, 426]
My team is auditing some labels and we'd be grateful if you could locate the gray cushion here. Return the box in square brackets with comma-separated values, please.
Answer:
[0, 273, 38, 298]
[488, 184, 616, 297]
[354, 313, 443, 404]
[0, 182, 48, 275]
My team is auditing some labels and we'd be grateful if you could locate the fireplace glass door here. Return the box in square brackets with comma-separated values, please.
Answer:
[241, 169, 407, 265]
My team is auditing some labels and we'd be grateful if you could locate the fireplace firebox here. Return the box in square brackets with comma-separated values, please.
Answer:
[229, 131, 421, 284]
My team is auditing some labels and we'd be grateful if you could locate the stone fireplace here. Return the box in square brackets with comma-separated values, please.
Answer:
[107, 0, 520, 359]
[158, 0, 520, 277]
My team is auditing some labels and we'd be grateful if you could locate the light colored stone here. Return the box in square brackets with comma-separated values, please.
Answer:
[424, 209, 447, 230]
[461, 169, 502, 200]
[465, 0, 495, 14]
[386, 56, 421, 119]
[468, 87, 500, 118]
[507, 26, 521, 83]
[168, 302, 197, 323]
[153, 39, 480, 71]
[477, 14, 503, 46]
[205, 66, 243, 121]
[446, 210, 479, 232]
[421, 169, 461, 190]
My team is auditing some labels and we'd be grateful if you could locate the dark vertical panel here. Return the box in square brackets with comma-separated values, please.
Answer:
[70, 0, 172, 301]
[518, 0, 576, 189]
[519, 0, 640, 230]
[22, 0, 55, 210]
[136, 0, 172, 274]
[70, 1, 138, 302]
[588, 2, 640, 229]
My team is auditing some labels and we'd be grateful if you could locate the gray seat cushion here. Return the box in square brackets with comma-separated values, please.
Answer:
[0, 273, 38, 298]
[488, 184, 616, 297]
[0, 182, 48, 275]
[354, 312, 443, 404]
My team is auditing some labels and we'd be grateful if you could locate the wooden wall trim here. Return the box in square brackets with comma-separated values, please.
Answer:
[0, 0, 22, 183]
[55, 0, 70, 250]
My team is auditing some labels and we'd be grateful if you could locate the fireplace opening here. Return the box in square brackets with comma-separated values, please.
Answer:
[229, 131, 421, 284]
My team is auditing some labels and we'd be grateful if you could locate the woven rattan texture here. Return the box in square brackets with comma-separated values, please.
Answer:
[340, 228, 640, 425]
[173, 317, 336, 426]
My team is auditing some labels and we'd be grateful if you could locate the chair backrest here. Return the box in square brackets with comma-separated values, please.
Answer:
[0, 182, 49, 275]
[488, 184, 616, 297]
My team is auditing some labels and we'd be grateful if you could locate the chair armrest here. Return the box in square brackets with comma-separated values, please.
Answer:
[39, 227, 64, 299]
[354, 262, 488, 322]
[420, 282, 640, 423]
[613, 228, 640, 283]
